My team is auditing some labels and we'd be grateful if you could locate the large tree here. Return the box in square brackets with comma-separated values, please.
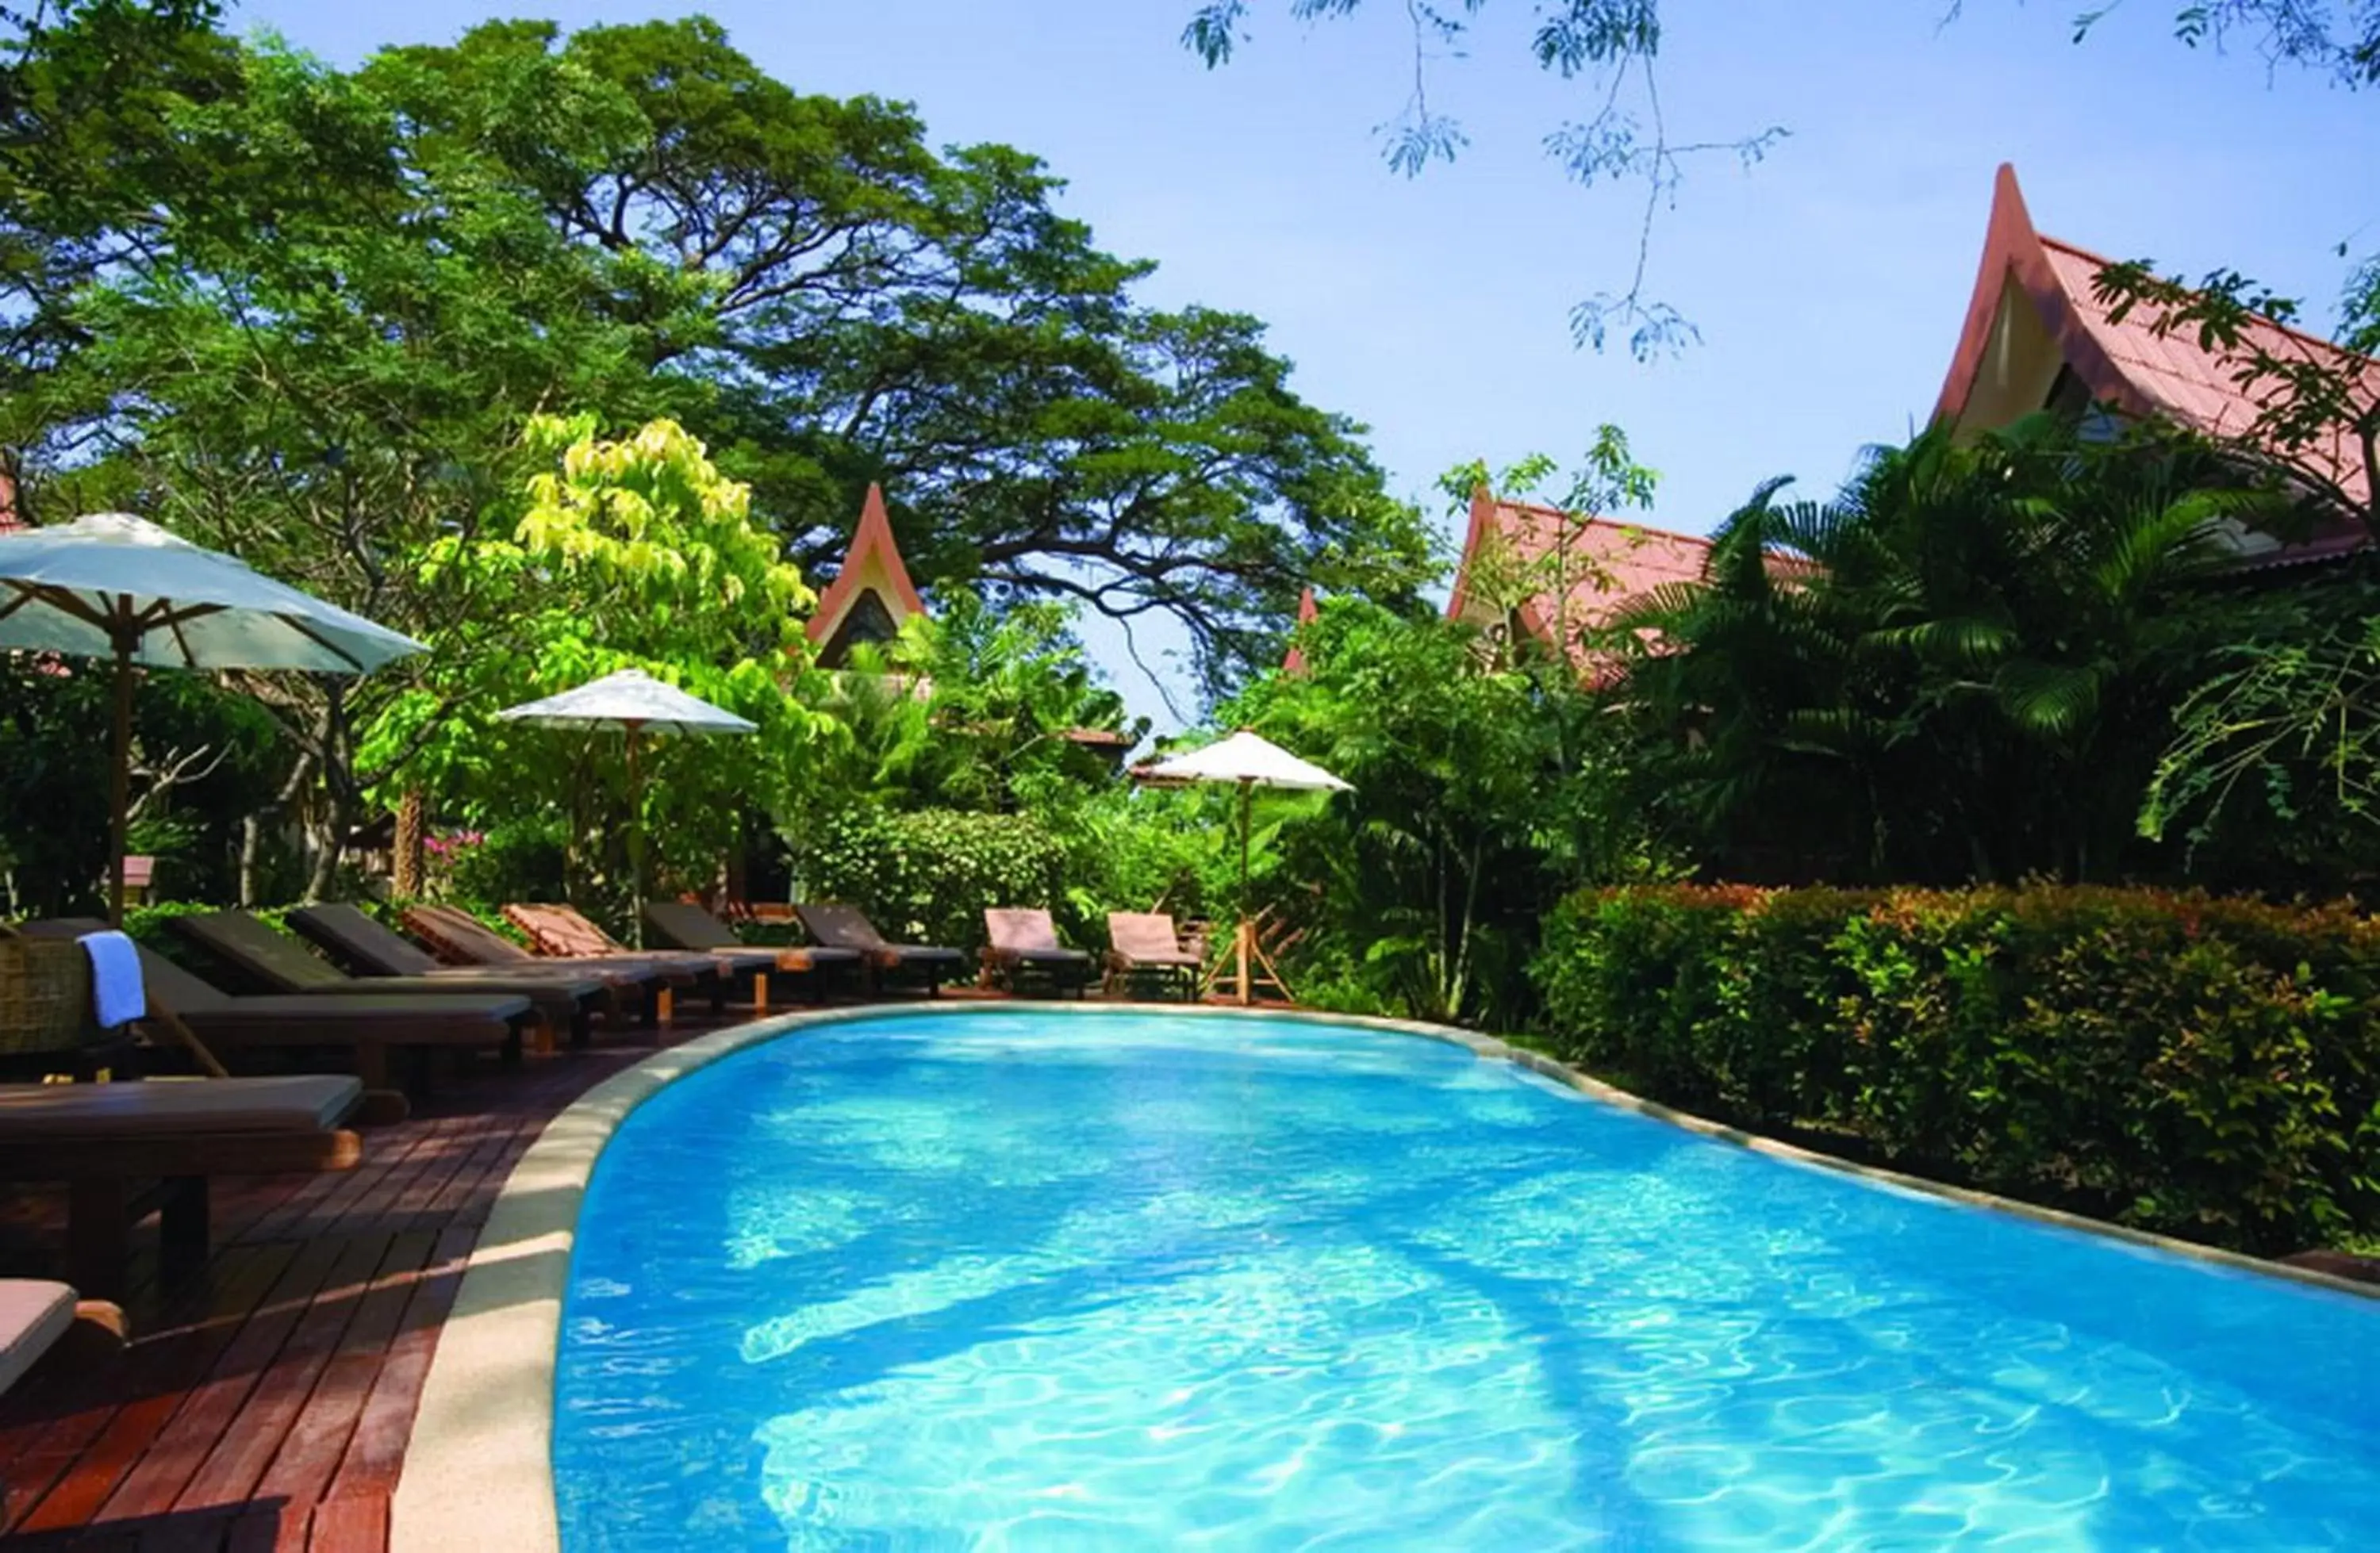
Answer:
[351, 15, 1437, 689]
[0, 5, 1429, 895]
[0, 5, 1428, 746]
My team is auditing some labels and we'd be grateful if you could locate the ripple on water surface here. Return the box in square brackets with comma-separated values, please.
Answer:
[553, 1011, 2380, 1550]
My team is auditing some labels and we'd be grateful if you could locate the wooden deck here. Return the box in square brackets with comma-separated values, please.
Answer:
[0, 1011, 748, 1552]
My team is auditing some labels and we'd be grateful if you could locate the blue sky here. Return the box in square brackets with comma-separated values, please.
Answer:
[240, 0, 2378, 727]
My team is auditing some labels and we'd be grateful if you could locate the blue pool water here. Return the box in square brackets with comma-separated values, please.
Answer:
[553, 1010, 2380, 1550]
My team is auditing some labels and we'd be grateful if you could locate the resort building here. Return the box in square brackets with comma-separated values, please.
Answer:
[805, 483, 927, 670]
[804, 482, 1138, 761]
[1937, 163, 2374, 569]
[1452, 162, 2380, 673]
[1445, 489, 1730, 680]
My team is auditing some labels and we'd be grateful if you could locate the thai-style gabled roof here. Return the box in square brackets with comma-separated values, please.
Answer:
[1446, 485, 1731, 672]
[806, 482, 927, 667]
[1280, 585, 1319, 675]
[1938, 163, 2374, 563]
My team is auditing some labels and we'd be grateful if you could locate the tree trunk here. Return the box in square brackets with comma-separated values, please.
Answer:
[302, 681, 349, 903]
[393, 788, 425, 899]
[240, 751, 315, 907]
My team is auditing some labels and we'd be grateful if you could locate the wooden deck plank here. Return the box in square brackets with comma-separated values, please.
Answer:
[301, 1492, 386, 1553]
[320, 1225, 477, 1508]
[73, 1237, 355, 1526]
[168, 1231, 395, 1513]
[0, 1010, 768, 1544]
[2, 1241, 299, 1534]
[250, 1229, 437, 1512]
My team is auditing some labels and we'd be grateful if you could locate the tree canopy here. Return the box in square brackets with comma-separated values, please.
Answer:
[1, 4, 1432, 701]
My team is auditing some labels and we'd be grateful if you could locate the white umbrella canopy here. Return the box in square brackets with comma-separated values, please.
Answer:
[1140, 728, 1351, 792]
[1135, 728, 1352, 1004]
[0, 513, 425, 672]
[0, 512, 427, 923]
[492, 668, 757, 735]
[493, 669, 758, 945]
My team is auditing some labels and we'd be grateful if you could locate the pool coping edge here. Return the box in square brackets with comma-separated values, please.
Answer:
[389, 1000, 2380, 1553]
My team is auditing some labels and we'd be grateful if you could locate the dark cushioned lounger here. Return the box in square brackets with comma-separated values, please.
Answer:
[981, 907, 1096, 997]
[643, 901, 864, 996]
[22, 919, 533, 1092]
[0, 1072, 364, 1298]
[179, 908, 608, 1046]
[793, 903, 966, 995]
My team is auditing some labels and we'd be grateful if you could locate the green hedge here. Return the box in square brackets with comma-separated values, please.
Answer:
[1530, 885, 2380, 1255]
[798, 807, 1069, 949]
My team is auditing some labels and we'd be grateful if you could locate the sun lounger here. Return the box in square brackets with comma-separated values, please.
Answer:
[793, 903, 966, 995]
[502, 903, 758, 1011]
[981, 908, 1096, 997]
[20, 920, 534, 1092]
[1105, 911, 1205, 1001]
[0, 1072, 364, 1298]
[288, 903, 643, 1033]
[0, 1279, 124, 1406]
[399, 903, 692, 1022]
[643, 901, 863, 1003]
[176, 909, 608, 1048]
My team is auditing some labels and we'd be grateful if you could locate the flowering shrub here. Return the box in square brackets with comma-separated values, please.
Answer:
[1531, 885, 2380, 1254]
[798, 808, 1069, 950]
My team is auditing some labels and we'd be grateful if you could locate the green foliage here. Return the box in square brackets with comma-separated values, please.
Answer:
[797, 808, 1069, 950]
[816, 594, 1145, 819]
[0, 6, 1426, 884]
[1534, 884, 2380, 1254]
[0, 657, 283, 916]
[2140, 569, 2380, 888]
[1215, 596, 1679, 1028]
[359, 416, 834, 917]
[1615, 415, 2278, 884]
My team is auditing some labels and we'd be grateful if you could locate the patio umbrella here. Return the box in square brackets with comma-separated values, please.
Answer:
[1137, 728, 1350, 1005]
[0, 513, 426, 925]
[493, 669, 756, 946]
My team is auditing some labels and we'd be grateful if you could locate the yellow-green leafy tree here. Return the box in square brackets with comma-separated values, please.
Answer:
[363, 415, 839, 915]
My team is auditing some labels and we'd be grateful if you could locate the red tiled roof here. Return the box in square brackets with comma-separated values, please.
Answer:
[1448, 486, 1768, 678]
[805, 481, 927, 646]
[1939, 164, 2374, 562]
[1280, 585, 1319, 675]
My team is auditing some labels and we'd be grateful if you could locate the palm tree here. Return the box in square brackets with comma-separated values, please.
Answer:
[1614, 415, 2268, 882]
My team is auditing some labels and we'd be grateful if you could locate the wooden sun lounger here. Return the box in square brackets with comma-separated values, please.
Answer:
[981, 908, 1096, 997]
[1105, 912, 1204, 1002]
[176, 908, 606, 1048]
[794, 903, 966, 995]
[643, 901, 864, 1005]
[21, 920, 534, 1092]
[0, 1073, 365, 1298]
[400, 903, 686, 1022]
[501, 903, 751, 1012]
[289, 903, 637, 1036]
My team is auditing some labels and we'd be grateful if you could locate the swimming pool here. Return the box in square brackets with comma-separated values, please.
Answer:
[551, 1008, 2380, 1549]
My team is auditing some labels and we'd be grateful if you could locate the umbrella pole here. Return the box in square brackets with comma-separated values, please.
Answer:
[626, 724, 645, 949]
[1236, 779, 1253, 1006]
[107, 638, 134, 929]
